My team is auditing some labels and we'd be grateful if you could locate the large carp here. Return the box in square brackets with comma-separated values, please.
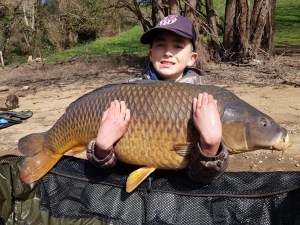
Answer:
[19, 81, 291, 192]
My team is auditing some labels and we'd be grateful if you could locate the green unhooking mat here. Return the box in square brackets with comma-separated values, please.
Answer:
[0, 156, 300, 225]
[0, 111, 33, 129]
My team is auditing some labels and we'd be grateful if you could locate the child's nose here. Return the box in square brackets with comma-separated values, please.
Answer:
[164, 48, 173, 57]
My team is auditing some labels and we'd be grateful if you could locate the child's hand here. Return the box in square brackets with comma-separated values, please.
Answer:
[193, 93, 222, 156]
[95, 100, 130, 159]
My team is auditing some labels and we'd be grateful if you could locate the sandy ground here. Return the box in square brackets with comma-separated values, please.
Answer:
[0, 54, 299, 172]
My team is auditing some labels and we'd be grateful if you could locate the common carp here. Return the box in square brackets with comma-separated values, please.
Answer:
[18, 81, 292, 192]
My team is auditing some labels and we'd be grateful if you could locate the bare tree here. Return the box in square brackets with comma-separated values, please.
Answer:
[169, 0, 180, 15]
[249, 0, 274, 57]
[223, 0, 276, 61]
[237, 0, 250, 60]
[152, 0, 166, 25]
[223, 0, 237, 59]
[22, 0, 37, 47]
[205, 0, 223, 61]
[114, 0, 152, 31]
[262, 0, 276, 56]
[0, 0, 36, 60]
[185, 0, 209, 67]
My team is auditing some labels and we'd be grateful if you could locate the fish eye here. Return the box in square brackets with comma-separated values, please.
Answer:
[260, 118, 268, 128]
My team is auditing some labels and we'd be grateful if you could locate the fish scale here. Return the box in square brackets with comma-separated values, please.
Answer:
[115, 82, 195, 169]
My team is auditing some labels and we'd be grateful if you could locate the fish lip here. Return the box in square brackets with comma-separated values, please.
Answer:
[271, 134, 292, 151]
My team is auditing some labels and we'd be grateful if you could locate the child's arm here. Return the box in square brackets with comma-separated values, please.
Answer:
[192, 93, 222, 156]
[86, 100, 130, 168]
[188, 93, 229, 183]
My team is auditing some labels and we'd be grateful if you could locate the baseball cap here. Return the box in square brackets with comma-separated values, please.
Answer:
[140, 15, 197, 51]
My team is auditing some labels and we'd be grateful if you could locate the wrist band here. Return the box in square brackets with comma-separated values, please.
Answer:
[86, 139, 117, 168]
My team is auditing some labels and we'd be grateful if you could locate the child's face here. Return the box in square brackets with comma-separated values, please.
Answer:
[149, 30, 198, 81]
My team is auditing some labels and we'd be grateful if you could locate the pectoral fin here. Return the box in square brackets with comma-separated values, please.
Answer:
[126, 166, 156, 193]
[173, 142, 196, 157]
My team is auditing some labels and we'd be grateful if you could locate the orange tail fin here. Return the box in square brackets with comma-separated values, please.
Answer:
[18, 132, 62, 184]
[18, 133, 45, 156]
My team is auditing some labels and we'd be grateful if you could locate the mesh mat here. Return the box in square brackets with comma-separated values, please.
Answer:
[39, 156, 300, 225]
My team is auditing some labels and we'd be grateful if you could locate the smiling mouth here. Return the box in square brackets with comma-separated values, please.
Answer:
[161, 61, 175, 66]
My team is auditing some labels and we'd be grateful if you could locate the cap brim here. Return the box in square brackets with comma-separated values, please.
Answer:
[140, 27, 193, 44]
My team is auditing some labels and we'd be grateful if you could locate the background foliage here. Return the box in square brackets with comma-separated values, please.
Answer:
[0, 0, 299, 65]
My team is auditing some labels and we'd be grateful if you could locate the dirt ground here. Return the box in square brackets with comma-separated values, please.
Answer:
[0, 51, 299, 173]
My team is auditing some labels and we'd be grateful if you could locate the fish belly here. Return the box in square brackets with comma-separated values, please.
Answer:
[115, 139, 189, 170]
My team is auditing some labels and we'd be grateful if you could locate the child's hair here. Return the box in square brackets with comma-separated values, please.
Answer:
[140, 15, 197, 51]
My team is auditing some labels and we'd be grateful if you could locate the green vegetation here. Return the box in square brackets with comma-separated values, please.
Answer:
[276, 0, 300, 44]
[46, 26, 149, 62]
[46, 1, 299, 62]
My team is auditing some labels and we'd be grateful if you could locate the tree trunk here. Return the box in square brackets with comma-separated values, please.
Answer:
[237, 0, 250, 60]
[223, 0, 237, 60]
[205, 0, 223, 61]
[185, 0, 209, 67]
[261, 0, 276, 56]
[118, 0, 152, 31]
[250, 0, 263, 33]
[0, 51, 4, 68]
[250, 0, 270, 57]
[132, 0, 152, 31]
[168, 0, 180, 15]
[23, 2, 29, 28]
[223, 0, 275, 61]
[68, 29, 78, 48]
[152, 0, 166, 26]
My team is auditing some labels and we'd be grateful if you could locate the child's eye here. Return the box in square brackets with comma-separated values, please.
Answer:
[176, 45, 183, 49]
[153, 43, 165, 48]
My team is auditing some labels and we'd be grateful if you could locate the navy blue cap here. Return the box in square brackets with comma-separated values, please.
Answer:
[140, 15, 196, 50]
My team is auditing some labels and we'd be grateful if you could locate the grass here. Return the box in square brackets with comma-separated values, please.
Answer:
[45, 1, 299, 62]
[276, 0, 300, 44]
[46, 26, 149, 62]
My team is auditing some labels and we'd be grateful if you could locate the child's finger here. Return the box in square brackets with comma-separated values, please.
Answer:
[124, 109, 131, 124]
[207, 94, 215, 104]
[101, 109, 109, 122]
[120, 101, 126, 118]
[113, 100, 120, 116]
[193, 97, 197, 114]
[201, 93, 209, 105]
[197, 93, 203, 106]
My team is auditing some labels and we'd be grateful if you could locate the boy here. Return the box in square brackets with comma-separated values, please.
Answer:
[87, 15, 228, 184]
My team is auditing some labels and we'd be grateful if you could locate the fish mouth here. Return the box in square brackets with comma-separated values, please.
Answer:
[271, 134, 292, 152]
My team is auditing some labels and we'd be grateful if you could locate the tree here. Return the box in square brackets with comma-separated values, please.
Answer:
[1, 0, 277, 65]
[223, 0, 237, 59]
[185, 0, 209, 67]
[169, 0, 180, 15]
[205, 0, 223, 61]
[223, 0, 276, 61]
[152, 0, 166, 25]
[113, 0, 152, 31]
[250, 0, 275, 57]
[0, 0, 41, 63]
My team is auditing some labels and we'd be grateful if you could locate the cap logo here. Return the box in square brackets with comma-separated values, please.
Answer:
[158, 15, 178, 26]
